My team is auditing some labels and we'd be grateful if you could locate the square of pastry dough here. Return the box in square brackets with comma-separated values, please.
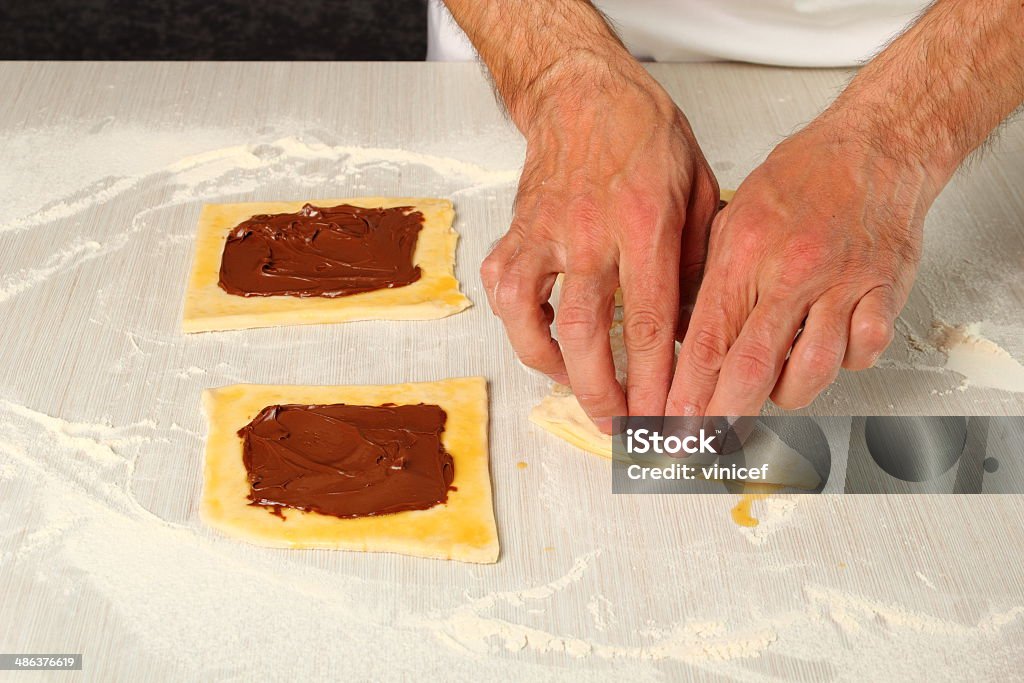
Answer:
[200, 377, 498, 563]
[182, 197, 471, 333]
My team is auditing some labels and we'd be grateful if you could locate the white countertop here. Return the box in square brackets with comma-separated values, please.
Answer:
[1, 61, 1023, 681]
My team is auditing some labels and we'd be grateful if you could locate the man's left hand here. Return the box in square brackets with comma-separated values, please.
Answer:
[667, 111, 944, 416]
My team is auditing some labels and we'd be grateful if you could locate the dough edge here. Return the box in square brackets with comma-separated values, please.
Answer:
[200, 376, 499, 564]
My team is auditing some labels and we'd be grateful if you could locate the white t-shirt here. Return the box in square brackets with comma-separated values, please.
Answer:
[427, 0, 928, 67]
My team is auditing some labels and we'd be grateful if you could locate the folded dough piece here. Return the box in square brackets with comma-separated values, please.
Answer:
[183, 197, 470, 332]
[530, 187, 821, 490]
[201, 377, 499, 563]
[529, 323, 625, 460]
[530, 355, 820, 490]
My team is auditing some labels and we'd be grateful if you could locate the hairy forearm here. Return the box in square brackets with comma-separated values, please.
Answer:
[831, 0, 1024, 187]
[442, 0, 658, 130]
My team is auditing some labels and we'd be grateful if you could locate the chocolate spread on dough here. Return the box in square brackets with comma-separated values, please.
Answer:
[238, 403, 455, 519]
[218, 203, 424, 297]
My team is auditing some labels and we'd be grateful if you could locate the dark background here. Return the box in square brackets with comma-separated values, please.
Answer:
[0, 0, 426, 60]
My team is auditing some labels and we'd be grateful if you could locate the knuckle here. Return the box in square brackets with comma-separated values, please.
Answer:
[556, 303, 600, 341]
[730, 345, 777, 389]
[573, 390, 618, 417]
[622, 196, 661, 235]
[689, 328, 729, 369]
[517, 350, 548, 371]
[854, 316, 894, 354]
[480, 253, 505, 289]
[729, 223, 765, 257]
[494, 274, 527, 311]
[624, 309, 671, 353]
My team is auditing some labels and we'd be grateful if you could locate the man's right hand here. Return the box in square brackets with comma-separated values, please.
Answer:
[480, 53, 719, 432]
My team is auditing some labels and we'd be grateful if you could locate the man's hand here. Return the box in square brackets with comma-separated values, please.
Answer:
[445, 0, 718, 432]
[668, 0, 1024, 417]
[483, 61, 718, 431]
[667, 115, 931, 416]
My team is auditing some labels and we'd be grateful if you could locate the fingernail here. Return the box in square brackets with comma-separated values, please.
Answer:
[552, 373, 570, 385]
[595, 417, 614, 435]
[673, 402, 701, 417]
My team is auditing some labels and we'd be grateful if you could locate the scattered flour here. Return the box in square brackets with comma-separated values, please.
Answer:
[175, 366, 207, 379]
[915, 571, 938, 591]
[0, 240, 102, 303]
[0, 133, 520, 236]
[586, 595, 615, 632]
[412, 589, 778, 664]
[484, 550, 601, 606]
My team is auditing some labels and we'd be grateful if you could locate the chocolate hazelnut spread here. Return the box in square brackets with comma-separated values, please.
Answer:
[218, 203, 424, 297]
[238, 403, 455, 519]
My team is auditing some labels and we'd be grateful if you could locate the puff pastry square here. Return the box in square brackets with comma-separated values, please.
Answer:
[200, 377, 498, 563]
[182, 197, 471, 333]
